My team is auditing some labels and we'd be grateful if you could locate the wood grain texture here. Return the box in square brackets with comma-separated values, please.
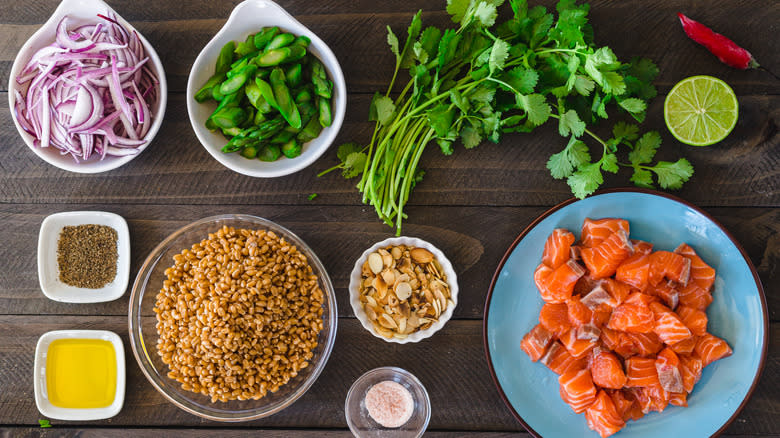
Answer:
[0, 316, 777, 434]
[1, 204, 777, 320]
[0, 94, 777, 207]
[1, 0, 777, 94]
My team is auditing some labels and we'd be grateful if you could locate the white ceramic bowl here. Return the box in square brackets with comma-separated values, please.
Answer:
[186, 0, 347, 178]
[38, 211, 130, 303]
[8, 0, 167, 174]
[349, 237, 459, 344]
[34, 330, 126, 421]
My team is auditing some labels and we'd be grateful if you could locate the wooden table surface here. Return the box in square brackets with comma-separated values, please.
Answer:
[1, 0, 778, 436]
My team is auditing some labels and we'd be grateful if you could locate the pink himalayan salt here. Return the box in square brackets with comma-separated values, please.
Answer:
[364, 380, 414, 428]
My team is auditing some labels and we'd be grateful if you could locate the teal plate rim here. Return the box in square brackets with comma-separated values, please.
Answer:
[482, 187, 768, 438]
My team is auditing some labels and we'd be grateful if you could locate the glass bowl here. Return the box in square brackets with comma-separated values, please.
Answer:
[128, 214, 337, 421]
[345, 367, 431, 438]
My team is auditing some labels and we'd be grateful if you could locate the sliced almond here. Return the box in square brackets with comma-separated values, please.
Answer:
[407, 313, 420, 328]
[398, 301, 411, 318]
[395, 282, 412, 301]
[411, 247, 434, 264]
[381, 269, 395, 285]
[391, 246, 402, 259]
[364, 305, 378, 321]
[372, 323, 393, 339]
[378, 249, 393, 269]
[378, 313, 398, 330]
[433, 288, 447, 311]
[387, 294, 399, 308]
[365, 295, 378, 309]
[367, 252, 384, 274]
[393, 333, 408, 340]
[372, 276, 387, 299]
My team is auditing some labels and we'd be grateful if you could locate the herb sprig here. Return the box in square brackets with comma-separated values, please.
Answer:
[321, 0, 693, 234]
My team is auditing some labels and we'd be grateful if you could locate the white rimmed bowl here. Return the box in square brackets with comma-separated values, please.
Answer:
[186, 0, 346, 178]
[38, 211, 130, 303]
[34, 330, 126, 421]
[349, 236, 459, 344]
[8, 0, 168, 174]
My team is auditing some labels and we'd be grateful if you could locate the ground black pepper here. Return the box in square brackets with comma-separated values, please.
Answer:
[57, 224, 118, 289]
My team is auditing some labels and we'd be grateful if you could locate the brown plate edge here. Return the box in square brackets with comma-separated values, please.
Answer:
[480, 187, 770, 438]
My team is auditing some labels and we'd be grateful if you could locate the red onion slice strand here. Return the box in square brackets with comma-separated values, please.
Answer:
[14, 12, 158, 161]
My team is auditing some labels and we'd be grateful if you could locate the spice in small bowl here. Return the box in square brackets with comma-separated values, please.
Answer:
[349, 236, 458, 344]
[345, 367, 430, 437]
[57, 224, 118, 289]
[38, 211, 130, 303]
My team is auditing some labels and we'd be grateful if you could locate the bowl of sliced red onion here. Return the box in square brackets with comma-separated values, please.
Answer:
[8, 0, 167, 173]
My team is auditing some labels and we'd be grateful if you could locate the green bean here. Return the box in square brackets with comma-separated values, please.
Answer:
[257, 144, 282, 161]
[264, 33, 295, 52]
[256, 48, 290, 67]
[297, 115, 322, 143]
[318, 96, 332, 127]
[240, 144, 259, 159]
[270, 68, 301, 129]
[234, 33, 256, 57]
[281, 138, 302, 158]
[211, 107, 247, 129]
[216, 42, 236, 74]
[255, 77, 279, 110]
[194, 72, 225, 102]
[253, 27, 279, 50]
[310, 59, 332, 98]
[285, 64, 303, 87]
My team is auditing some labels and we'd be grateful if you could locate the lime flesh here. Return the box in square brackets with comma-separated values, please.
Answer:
[664, 75, 738, 146]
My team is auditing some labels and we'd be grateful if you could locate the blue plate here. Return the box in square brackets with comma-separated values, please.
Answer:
[483, 189, 767, 438]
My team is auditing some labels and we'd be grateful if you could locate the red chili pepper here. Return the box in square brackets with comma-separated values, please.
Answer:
[677, 13, 759, 70]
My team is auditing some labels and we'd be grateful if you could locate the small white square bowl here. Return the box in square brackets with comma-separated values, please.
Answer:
[38, 211, 130, 303]
[34, 330, 126, 421]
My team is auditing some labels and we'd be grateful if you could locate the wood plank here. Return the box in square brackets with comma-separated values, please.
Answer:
[0, 316, 777, 434]
[1, 1, 777, 94]
[0, 94, 777, 207]
[0, 430, 530, 438]
[1, 204, 777, 320]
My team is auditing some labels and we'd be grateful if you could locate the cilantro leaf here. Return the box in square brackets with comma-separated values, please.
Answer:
[418, 27, 442, 63]
[470, 85, 496, 104]
[307, 193, 318, 201]
[612, 121, 639, 141]
[618, 97, 646, 114]
[509, 0, 528, 20]
[386, 26, 400, 61]
[447, 0, 470, 23]
[337, 143, 362, 162]
[438, 29, 461, 68]
[400, 11, 423, 69]
[438, 138, 454, 155]
[601, 153, 619, 173]
[626, 57, 659, 84]
[630, 168, 654, 188]
[503, 67, 539, 94]
[573, 75, 595, 96]
[343, 152, 367, 178]
[427, 105, 456, 138]
[568, 140, 591, 168]
[516, 93, 551, 125]
[652, 159, 694, 190]
[547, 148, 573, 179]
[450, 89, 470, 113]
[558, 109, 586, 137]
[568, 161, 603, 199]
[368, 93, 396, 126]
[39, 419, 52, 428]
[629, 131, 661, 164]
[461, 124, 482, 148]
[602, 71, 626, 95]
[474, 1, 500, 27]
[413, 41, 428, 64]
[489, 38, 511, 73]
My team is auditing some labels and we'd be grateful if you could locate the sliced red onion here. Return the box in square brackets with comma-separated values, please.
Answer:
[14, 13, 158, 162]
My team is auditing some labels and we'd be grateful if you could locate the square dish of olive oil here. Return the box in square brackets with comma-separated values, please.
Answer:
[34, 330, 125, 420]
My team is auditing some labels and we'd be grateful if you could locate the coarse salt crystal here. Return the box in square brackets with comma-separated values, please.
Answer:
[364, 380, 414, 428]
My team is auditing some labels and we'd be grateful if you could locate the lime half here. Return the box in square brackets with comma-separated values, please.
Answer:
[664, 75, 738, 146]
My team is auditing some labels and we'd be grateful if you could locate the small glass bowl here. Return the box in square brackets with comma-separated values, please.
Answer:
[345, 367, 431, 438]
[128, 214, 337, 421]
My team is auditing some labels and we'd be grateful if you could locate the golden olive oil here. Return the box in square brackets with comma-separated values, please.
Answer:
[46, 338, 117, 408]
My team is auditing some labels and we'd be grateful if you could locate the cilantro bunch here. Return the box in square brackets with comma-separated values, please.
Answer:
[321, 0, 693, 235]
